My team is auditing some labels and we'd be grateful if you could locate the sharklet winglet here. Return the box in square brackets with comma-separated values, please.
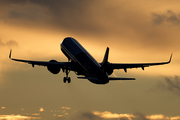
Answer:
[168, 53, 173, 63]
[9, 49, 12, 59]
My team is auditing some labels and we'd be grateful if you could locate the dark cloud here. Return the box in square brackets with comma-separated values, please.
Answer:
[0, 0, 101, 35]
[0, 0, 178, 52]
[0, 39, 18, 47]
[0, 0, 147, 39]
[152, 10, 180, 26]
[158, 76, 180, 96]
[133, 112, 149, 120]
[70, 111, 103, 120]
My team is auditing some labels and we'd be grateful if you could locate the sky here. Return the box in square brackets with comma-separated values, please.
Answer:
[0, 0, 180, 120]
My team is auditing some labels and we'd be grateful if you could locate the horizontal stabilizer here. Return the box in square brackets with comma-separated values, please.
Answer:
[109, 77, 135, 80]
[78, 77, 135, 80]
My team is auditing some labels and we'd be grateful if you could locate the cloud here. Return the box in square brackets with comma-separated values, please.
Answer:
[134, 112, 180, 120]
[39, 107, 44, 112]
[152, 10, 180, 26]
[0, 0, 178, 53]
[0, 39, 18, 47]
[157, 76, 180, 96]
[146, 114, 167, 120]
[133, 112, 148, 120]
[69, 111, 103, 120]
[0, 114, 41, 120]
[93, 111, 135, 120]
[0, 0, 97, 34]
[62, 107, 71, 110]
[31, 113, 40, 116]
[70, 111, 180, 120]
[0, 0, 151, 39]
[0, 1, 51, 26]
[134, 112, 169, 120]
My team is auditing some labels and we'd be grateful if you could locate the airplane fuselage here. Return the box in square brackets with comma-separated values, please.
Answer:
[61, 37, 109, 84]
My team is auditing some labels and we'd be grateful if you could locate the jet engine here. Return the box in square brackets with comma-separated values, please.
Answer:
[47, 60, 60, 74]
[107, 68, 113, 75]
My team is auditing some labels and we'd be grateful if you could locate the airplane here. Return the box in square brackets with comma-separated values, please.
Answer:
[9, 37, 172, 84]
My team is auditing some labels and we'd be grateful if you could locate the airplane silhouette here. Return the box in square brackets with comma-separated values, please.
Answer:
[9, 37, 172, 84]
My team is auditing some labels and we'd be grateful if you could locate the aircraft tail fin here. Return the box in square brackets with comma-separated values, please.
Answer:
[101, 47, 109, 73]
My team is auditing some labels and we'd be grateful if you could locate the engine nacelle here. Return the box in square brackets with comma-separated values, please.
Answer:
[47, 60, 60, 74]
[107, 68, 113, 75]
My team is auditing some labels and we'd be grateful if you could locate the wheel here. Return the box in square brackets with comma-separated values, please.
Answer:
[68, 77, 71, 83]
[63, 77, 66, 83]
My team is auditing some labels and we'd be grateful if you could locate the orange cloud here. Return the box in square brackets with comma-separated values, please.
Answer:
[93, 111, 136, 120]
[1, 107, 5, 109]
[93, 111, 180, 120]
[61, 107, 70, 110]
[31, 113, 40, 116]
[146, 115, 180, 120]
[171, 116, 180, 120]
[0, 114, 41, 120]
[57, 115, 64, 117]
[39, 107, 44, 112]
[146, 114, 167, 119]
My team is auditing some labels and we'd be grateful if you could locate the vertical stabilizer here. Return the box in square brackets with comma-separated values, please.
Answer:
[101, 47, 109, 73]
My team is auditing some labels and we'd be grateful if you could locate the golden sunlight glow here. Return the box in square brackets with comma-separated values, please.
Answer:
[93, 111, 180, 120]
[58, 115, 64, 117]
[39, 107, 44, 112]
[31, 113, 40, 116]
[171, 116, 180, 120]
[146, 114, 166, 119]
[146, 114, 180, 120]
[0, 114, 41, 120]
[1, 1, 180, 120]
[61, 107, 70, 110]
[93, 111, 136, 120]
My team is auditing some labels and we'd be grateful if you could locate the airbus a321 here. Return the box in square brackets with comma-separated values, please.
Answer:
[9, 37, 172, 84]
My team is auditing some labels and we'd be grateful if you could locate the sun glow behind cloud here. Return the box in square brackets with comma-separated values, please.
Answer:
[1, 112, 180, 120]
[93, 111, 180, 120]
[0, 0, 180, 120]
[0, 114, 41, 120]
[0, 106, 71, 119]
[39, 107, 44, 112]
[146, 114, 180, 120]
[93, 111, 136, 120]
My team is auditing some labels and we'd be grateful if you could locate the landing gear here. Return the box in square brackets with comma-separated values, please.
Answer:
[63, 77, 71, 83]
[63, 69, 71, 83]
[63, 77, 66, 83]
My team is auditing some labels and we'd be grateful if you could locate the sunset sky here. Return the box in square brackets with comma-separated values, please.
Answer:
[0, 0, 180, 120]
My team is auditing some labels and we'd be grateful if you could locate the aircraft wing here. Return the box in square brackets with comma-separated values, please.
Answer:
[9, 50, 75, 70]
[107, 54, 172, 72]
